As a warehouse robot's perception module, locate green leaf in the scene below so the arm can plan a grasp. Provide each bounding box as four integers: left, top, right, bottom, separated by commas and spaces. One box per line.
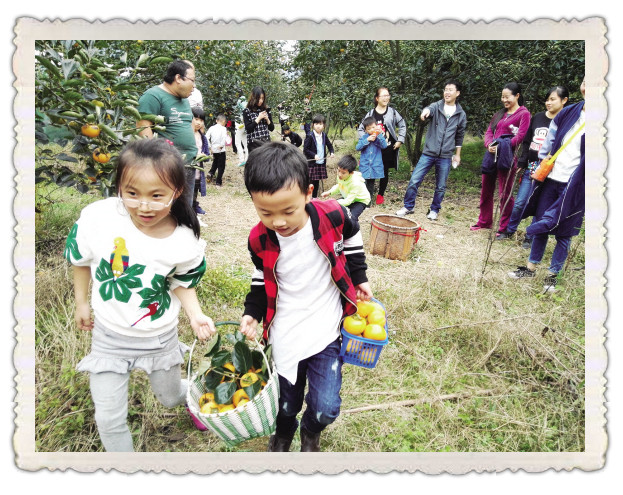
43, 125, 75, 142
203, 369, 222, 391
243, 380, 262, 400
211, 349, 232, 368
214, 381, 236, 405
251, 350, 264, 371
57, 153, 79, 163
233, 341, 252, 373
203, 334, 221, 358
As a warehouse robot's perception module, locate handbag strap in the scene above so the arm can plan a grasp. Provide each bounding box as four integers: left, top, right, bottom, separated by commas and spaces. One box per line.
548, 121, 585, 162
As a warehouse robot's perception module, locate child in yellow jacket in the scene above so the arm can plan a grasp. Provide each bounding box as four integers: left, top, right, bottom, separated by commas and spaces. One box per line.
321, 154, 371, 221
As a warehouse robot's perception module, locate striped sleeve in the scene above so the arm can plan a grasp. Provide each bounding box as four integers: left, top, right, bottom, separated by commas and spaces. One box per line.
341, 205, 368, 286
243, 239, 267, 324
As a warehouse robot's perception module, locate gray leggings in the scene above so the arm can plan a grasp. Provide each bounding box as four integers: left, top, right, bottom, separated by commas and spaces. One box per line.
90, 368, 187, 452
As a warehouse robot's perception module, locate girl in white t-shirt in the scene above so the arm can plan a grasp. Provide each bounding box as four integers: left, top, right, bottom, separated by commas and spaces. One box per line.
64, 139, 216, 451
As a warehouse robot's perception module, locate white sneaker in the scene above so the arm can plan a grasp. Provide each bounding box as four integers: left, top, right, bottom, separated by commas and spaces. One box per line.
396, 207, 413, 217
198, 217, 207, 227
426, 210, 438, 220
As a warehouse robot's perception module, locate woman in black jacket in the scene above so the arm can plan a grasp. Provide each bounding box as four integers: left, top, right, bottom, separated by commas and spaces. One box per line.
243, 86, 275, 154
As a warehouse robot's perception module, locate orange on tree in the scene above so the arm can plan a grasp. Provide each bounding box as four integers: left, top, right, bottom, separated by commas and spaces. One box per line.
343, 314, 366, 335
81, 124, 101, 138
363, 323, 387, 341
92, 149, 111, 164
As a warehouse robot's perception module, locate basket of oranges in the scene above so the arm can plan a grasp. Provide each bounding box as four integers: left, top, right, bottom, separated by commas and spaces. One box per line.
186, 322, 279, 447
339, 298, 389, 368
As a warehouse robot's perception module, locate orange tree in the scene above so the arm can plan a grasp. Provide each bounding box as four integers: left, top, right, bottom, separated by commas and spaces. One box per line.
288, 40, 585, 167
35, 40, 290, 197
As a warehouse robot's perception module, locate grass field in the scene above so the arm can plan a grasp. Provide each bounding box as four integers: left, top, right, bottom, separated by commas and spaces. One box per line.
34, 129, 585, 452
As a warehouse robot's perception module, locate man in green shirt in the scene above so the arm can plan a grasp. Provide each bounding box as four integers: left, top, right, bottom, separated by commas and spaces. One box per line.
137, 60, 198, 207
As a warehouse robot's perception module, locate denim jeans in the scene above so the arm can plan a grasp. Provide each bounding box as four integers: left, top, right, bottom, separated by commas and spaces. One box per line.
506, 168, 533, 237
527, 177, 572, 274
528, 234, 572, 274
275, 338, 343, 437
403, 154, 451, 212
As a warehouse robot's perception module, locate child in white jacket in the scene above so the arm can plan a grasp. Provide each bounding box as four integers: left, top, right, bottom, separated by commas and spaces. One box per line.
206, 114, 229, 186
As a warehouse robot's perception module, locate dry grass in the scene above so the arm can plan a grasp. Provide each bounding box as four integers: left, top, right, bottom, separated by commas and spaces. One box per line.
35, 135, 585, 452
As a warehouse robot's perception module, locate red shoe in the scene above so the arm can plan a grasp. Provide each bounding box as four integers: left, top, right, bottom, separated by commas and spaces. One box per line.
375, 195, 384, 205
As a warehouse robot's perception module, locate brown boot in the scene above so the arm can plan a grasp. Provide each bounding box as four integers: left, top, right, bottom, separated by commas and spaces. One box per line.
267, 433, 293, 452
300, 427, 321, 452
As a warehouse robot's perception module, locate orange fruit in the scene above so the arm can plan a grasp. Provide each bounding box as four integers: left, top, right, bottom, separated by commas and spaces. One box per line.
200, 400, 220, 414
240, 372, 259, 388
363, 324, 387, 341
343, 314, 366, 335
224, 362, 235, 373
198, 392, 215, 408
236, 398, 250, 408
219, 404, 235, 413
92, 149, 111, 164
366, 310, 386, 327
356, 300, 376, 318
232, 388, 249, 407
81, 124, 100, 138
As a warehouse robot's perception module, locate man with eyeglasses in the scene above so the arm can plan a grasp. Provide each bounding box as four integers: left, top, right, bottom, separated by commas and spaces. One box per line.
137, 60, 198, 208
396, 79, 466, 221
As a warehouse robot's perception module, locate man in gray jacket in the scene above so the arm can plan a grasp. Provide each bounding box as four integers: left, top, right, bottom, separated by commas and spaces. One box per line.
396, 80, 466, 220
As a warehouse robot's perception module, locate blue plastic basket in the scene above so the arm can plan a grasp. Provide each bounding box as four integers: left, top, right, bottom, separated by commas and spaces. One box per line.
339, 298, 389, 369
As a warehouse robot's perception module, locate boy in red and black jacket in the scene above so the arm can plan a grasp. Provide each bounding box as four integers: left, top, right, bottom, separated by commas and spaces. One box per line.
239, 141, 372, 452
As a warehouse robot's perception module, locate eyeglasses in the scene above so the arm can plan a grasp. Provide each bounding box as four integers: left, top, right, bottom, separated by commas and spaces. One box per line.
120, 193, 176, 211
379, 94, 391, 98
183, 75, 196, 84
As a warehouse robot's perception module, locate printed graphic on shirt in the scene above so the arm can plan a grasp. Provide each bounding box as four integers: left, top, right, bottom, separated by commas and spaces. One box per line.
64, 223, 82, 261
529, 126, 550, 152
132, 302, 160, 327
334, 238, 344, 257
110, 237, 129, 278
95, 257, 145, 303
168, 107, 191, 125
375, 120, 389, 141
137, 267, 175, 322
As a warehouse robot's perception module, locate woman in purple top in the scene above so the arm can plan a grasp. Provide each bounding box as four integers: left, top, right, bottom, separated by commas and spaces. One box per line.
471, 82, 531, 233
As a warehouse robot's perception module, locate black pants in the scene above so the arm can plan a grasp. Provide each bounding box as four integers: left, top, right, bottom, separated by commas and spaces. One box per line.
378, 145, 398, 196
229, 127, 237, 153
208, 152, 226, 185
348, 201, 367, 222
311, 180, 322, 198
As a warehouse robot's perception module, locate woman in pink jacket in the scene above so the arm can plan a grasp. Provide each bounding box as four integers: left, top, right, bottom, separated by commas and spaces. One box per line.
471, 82, 531, 233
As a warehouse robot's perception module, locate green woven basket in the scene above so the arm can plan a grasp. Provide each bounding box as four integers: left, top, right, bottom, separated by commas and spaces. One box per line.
186, 324, 279, 447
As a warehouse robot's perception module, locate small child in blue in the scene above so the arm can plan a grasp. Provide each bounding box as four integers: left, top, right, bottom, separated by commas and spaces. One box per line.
356, 116, 388, 203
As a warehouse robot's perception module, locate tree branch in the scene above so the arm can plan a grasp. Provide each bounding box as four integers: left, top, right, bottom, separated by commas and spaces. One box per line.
342, 388, 498, 414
